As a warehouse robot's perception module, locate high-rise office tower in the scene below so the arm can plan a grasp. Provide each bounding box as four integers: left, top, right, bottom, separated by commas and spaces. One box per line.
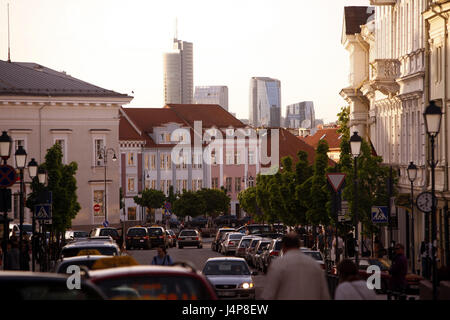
249, 77, 281, 127
285, 101, 315, 129
194, 86, 229, 110
163, 38, 193, 104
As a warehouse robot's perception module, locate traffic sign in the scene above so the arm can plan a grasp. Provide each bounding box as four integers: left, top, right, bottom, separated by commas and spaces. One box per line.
94, 204, 101, 212
326, 173, 346, 193
34, 204, 52, 220
103, 220, 109, 227
0, 165, 17, 188
371, 206, 389, 224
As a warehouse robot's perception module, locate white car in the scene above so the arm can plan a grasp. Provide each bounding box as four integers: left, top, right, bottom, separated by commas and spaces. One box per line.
220, 232, 245, 255
202, 257, 257, 300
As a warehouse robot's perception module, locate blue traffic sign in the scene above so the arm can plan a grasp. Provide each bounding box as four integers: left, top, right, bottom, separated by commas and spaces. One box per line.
371, 206, 388, 224
103, 220, 109, 227
34, 204, 52, 220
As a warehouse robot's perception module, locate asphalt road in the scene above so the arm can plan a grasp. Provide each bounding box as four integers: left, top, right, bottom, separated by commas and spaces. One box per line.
127, 237, 267, 300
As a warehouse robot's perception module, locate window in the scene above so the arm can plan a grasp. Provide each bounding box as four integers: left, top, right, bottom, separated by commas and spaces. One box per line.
212, 178, 219, 189
235, 150, 242, 165
192, 180, 197, 191
95, 139, 104, 166
160, 180, 166, 192
198, 180, 202, 189
226, 177, 232, 193
127, 207, 136, 221
151, 155, 156, 170
145, 154, 150, 170
235, 177, 241, 192
226, 150, 234, 165
128, 178, 135, 193
160, 154, 165, 169
151, 180, 156, 190
93, 190, 104, 217
55, 139, 66, 164
176, 180, 182, 192
211, 151, 217, 165
145, 180, 150, 189
165, 133, 171, 143
197, 155, 203, 168
167, 154, 172, 169
182, 180, 187, 191
249, 150, 256, 165
128, 153, 135, 166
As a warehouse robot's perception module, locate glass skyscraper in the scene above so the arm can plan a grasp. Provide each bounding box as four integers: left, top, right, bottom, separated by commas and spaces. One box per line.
194, 86, 229, 110
249, 77, 281, 127
285, 101, 315, 129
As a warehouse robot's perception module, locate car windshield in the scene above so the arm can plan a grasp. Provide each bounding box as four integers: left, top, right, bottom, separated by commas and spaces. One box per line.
100, 229, 119, 237
128, 229, 146, 236
148, 228, 163, 236
303, 251, 323, 261
93, 276, 211, 300
74, 231, 89, 238
62, 246, 118, 258
180, 231, 197, 237
203, 261, 250, 276
239, 239, 252, 248
229, 234, 244, 240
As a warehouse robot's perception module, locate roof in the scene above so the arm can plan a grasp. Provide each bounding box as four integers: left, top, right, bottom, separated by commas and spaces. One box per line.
343, 6, 374, 35
0, 60, 131, 98
301, 127, 342, 150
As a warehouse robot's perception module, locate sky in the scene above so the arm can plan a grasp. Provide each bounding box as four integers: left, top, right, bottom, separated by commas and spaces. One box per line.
0, 0, 370, 123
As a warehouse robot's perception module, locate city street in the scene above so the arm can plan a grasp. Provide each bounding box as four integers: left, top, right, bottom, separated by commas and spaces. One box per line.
127, 237, 266, 300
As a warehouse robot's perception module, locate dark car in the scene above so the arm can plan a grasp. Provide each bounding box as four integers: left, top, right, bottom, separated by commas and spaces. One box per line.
147, 226, 168, 249
0, 272, 105, 300
236, 224, 272, 235
126, 227, 150, 250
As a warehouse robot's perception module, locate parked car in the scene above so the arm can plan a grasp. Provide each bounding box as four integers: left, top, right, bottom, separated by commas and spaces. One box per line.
217, 231, 233, 253
89, 265, 217, 300
178, 229, 202, 249
126, 227, 150, 250
0, 272, 105, 300
89, 227, 122, 247
252, 239, 272, 270
147, 226, 168, 249
280, 248, 326, 271
220, 232, 245, 255
211, 227, 235, 252
167, 229, 177, 247
260, 238, 283, 273
236, 224, 271, 235
245, 237, 262, 266
202, 257, 257, 300
55, 255, 110, 273
235, 236, 256, 258
60, 238, 121, 258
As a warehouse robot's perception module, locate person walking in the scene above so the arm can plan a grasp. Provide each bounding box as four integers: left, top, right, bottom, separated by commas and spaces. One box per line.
20, 238, 31, 271
4, 241, 20, 270
389, 243, 408, 293
151, 246, 173, 266
334, 259, 377, 300
261, 233, 330, 300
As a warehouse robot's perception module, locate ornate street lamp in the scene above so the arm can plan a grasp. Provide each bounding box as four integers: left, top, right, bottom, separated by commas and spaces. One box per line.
0, 131, 12, 163
27, 158, 39, 272
407, 161, 418, 274
37, 167, 47, 185
424, 100, 442, 301
14, 145, 27, 267
28, 158, 38, 179
350, 132, 362, 266
97, 147, 117, 225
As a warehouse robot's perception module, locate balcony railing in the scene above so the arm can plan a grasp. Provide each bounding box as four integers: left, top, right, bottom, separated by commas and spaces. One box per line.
370, 59, 400, 82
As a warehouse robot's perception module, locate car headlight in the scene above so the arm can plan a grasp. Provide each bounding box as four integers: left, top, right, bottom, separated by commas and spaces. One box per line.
239, 282, 254, 289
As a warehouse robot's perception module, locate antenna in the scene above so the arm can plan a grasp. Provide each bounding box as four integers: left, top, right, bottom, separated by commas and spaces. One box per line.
174, 17, 178, 40
7, 3, 11, 62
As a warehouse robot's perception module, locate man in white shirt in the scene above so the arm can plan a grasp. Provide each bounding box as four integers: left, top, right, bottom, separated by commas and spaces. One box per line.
261, 233, 330, 300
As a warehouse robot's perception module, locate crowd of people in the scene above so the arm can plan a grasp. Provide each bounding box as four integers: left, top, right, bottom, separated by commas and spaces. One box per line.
0, 234, 31, 271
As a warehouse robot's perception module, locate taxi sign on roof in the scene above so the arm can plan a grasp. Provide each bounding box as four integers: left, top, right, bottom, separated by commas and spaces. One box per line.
91, 256, 139, 270
77, 249, 102, 256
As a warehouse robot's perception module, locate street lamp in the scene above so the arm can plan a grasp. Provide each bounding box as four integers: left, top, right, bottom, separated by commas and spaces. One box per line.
97, 147, 117, 225
424, 100, 442, 301
15, 145, 27, 269
350, 131, 362, 266
0, 131, 12, 164
28, 158, 38, 179
37, 167, 47, 185
0, 131, 12, 269
407, 161, 418, 274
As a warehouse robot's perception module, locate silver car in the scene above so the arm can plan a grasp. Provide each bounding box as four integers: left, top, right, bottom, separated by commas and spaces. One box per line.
220, 232, 245, 255
202, 257, 257, 300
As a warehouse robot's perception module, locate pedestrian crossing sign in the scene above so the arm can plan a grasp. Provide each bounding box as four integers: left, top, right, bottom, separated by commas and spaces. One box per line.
371, 206, 388, 224
34, 204, 52, 220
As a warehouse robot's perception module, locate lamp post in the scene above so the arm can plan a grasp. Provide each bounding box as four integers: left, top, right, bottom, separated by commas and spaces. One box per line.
423, 100, 442, 301
14, 145, 27, 269
350, 131, 362, 266
407, 161, 418, 274
97, 147, 117, 224
0, 131, 12, 267
27, 158, 38, 272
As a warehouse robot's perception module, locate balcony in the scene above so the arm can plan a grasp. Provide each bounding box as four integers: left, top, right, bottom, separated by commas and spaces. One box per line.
369, 59, 400, 95
369, 0, 396, 5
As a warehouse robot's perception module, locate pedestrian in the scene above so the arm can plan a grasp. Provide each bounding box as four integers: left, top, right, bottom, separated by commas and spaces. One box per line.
334, 259, 377, 300
20, 238, 30, 271
4, 241, 20, 270
331, 235, 344, 264
261, 232, 330, 300
419, 241, 432, 279
151, 245, 173, 266
389, 243, 408, 293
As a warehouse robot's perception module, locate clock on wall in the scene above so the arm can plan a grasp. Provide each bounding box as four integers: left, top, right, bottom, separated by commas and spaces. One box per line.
416, 192, 436, 213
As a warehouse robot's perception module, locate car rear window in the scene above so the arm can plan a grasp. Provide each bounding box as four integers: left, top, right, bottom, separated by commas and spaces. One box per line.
180, 230, 197, 237
74, 231, 89, 238
250, 240, 260, 248
62, 246, 118, 258
274, 241, 282, 251
239, 239, 252, 248
93, 276, 212, 300
203, 261, 250, 276
148, 228, 163, 236
230, 234, 244, 240
127, 228, 147, 236
248, 225, 271, 234
100, 229, 119, 237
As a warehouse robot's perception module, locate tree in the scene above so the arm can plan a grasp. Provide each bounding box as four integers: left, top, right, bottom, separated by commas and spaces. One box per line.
197, 188, 230, 218
294, 151, 313, 225
172, 191, 206, 220
238, 187, 258, 216
134, 188, 166, 222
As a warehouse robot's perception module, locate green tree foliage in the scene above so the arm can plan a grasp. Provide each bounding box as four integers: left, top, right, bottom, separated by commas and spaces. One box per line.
197, 188, 230, 218
238, 187, 258, 216
134, 188, 166, 215
172, 190, 206, 219
26, 143, 81, 233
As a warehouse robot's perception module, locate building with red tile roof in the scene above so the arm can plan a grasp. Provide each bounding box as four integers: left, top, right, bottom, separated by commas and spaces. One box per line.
300, 126, 342, 163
